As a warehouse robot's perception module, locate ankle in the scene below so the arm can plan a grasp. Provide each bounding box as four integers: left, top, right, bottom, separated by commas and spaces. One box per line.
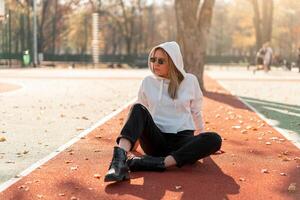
118, 138, 131, 152
164, 155, 177, 168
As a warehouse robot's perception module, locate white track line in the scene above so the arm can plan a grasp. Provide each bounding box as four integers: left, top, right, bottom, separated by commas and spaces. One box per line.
210, 77, 300, 149
0, 98, 137, 193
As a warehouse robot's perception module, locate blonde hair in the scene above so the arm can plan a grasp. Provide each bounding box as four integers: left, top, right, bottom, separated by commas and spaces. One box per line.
153, 48, 184, 99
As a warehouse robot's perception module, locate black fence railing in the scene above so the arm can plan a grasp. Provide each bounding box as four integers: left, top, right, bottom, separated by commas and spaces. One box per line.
1, 53, 297, 68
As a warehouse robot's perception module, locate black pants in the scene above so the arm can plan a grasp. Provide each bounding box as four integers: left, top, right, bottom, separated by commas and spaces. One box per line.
116, 103, 222, 167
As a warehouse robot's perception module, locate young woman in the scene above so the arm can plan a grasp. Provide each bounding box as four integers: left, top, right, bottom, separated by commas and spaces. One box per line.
104, 41, 222, 182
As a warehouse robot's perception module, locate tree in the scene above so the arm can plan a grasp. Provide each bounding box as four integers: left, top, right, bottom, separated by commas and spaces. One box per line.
175, 0, 215, 91
249, 0, 273, 50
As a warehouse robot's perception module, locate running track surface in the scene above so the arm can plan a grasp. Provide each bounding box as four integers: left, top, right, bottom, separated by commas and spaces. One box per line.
1, 76, 299, 200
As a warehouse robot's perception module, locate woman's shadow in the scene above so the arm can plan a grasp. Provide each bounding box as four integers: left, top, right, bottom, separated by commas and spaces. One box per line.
105, 156, 240, 200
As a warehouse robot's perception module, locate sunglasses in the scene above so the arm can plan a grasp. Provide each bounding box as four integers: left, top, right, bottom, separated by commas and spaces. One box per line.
150, 57, 166, 65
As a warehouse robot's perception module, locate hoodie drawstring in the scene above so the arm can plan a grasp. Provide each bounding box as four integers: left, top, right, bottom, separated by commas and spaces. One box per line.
158, 79, 164, 104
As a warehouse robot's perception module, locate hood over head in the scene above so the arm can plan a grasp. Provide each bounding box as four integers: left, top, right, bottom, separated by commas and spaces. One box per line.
148, 41, 186, 78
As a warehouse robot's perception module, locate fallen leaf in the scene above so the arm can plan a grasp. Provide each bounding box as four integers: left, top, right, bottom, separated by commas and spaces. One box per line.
23, 150, 29, 154
265, 142, 271, 145
18, 185, 29, 191
0, 135, 6, 142
288, 183, 296, 192
94, 174, 101, 179
175, 185, 182, 190
282, 151, 289, 155
70, 166, 78, 171
82, 116, 89, 120
239, 178, 246, 182
18, 185, 25, 189
259, 132, 265, 136
214, 150, 225, 154
232, 125, 241, 130
282, 157, 291, 162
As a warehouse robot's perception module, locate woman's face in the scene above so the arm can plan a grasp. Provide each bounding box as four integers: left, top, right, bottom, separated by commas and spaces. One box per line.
151, 49, 169, 78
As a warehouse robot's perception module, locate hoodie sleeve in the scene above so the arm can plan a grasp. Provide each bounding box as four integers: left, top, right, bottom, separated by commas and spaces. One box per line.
190, 76, 204, 132
137, 79, 148, 108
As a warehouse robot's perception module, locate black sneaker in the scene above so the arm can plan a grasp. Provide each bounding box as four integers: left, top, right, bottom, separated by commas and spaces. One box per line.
104, 147, 130, 182
127, 155, 166, 172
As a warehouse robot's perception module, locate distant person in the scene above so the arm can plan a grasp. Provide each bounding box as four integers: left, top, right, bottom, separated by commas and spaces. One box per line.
104, 41, 222, 182
254, 46, 266, 72
254, 42, 273, 73
263, 42, 273, 72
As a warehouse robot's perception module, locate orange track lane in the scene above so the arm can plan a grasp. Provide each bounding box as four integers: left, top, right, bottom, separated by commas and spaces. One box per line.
1, 76, 299, 200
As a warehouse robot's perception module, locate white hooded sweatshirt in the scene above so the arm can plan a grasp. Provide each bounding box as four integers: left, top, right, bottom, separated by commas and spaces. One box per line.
137, 41, 204, 134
